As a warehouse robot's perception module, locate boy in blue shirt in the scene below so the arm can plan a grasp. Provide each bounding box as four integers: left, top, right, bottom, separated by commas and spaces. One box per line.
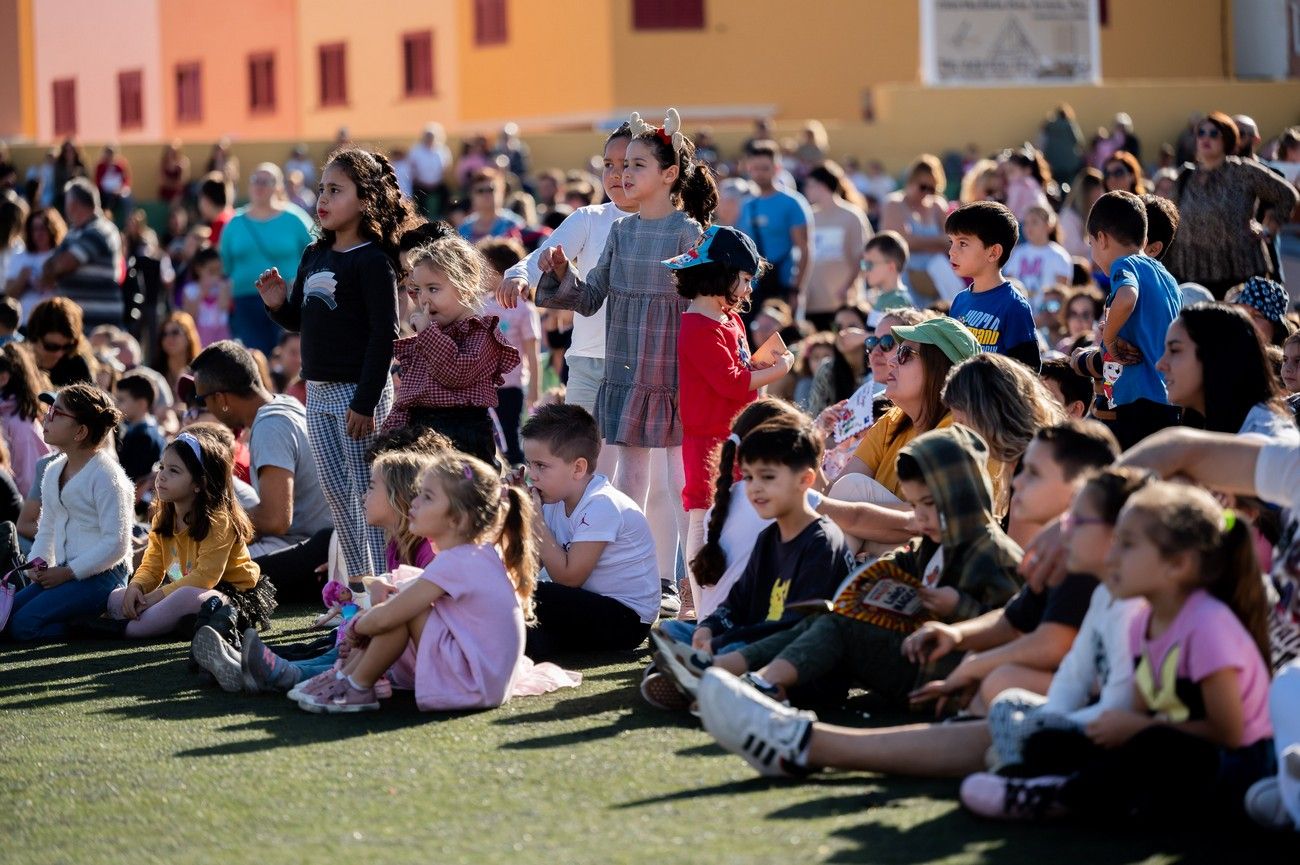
1086, 190, 1182, 449
945, 202, 1040, 372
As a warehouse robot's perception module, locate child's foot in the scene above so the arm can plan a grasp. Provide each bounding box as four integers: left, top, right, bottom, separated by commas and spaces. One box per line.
287, 670, 340, 703
739, 671, 787, 704
696, 668, 816, 778
675, 578, 696, 622
241, 628, 303, 693
959, 773, 1069, 821
639, 664, 692, 711
298, 677, 379, 713
192, 626, 245, 693
1244, 778, 1293, 829
649, 628, 712, 698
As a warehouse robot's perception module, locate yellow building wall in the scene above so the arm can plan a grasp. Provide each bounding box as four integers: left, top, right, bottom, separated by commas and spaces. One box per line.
16, 0, 36, 139
0, 0, 26, 138
1100, 0, 1228, 80
160, 0, 301, 142
295, 0, 460, 141
455, 0, 616, 128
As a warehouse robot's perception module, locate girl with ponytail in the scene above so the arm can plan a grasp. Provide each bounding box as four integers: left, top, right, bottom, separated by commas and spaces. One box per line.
537, 109, 716, 618
257, 148, 420, 590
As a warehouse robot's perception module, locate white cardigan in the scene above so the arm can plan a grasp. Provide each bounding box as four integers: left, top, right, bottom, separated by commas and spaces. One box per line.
32, 448, 133, 579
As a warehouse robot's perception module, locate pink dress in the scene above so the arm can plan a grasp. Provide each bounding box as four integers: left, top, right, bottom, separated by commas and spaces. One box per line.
386, 543, 525, 711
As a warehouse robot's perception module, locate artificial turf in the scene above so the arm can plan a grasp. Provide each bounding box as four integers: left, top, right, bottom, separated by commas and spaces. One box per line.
1, 607, 1296, 865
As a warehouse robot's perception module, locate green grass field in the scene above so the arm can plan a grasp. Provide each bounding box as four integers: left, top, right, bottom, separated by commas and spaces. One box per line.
2, 606, 1296, 865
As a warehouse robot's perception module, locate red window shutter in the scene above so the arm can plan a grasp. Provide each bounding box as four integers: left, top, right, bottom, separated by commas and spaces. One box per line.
176, 63, 202, 123
319, 43, 347, 106
633, 0, 704, 30
118, 70, 143, 130
249, 53, 276, 112
52, 79, 76, 136
402, 31, 434, 96
474, 0, 508, 45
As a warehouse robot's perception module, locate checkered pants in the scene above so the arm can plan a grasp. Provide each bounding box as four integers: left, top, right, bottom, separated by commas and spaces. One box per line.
306, 379, 392, 580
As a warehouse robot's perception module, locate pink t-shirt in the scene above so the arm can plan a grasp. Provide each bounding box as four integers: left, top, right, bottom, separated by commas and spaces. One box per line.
481, 296, 541, 391
406, 543, 526, 711
384, 537, 436, 573
1129, 589, 1272, 747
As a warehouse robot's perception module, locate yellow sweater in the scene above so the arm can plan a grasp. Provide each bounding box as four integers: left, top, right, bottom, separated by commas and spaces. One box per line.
130, 510, 260, 596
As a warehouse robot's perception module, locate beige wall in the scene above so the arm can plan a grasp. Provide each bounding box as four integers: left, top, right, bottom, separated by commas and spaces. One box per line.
1101, 0, 1228, 80
159, 0, 300, 142
31, 0, 164, 143
295, 0, 459, 141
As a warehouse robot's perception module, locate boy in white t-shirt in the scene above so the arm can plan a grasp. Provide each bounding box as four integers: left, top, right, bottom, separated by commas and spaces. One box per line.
522, 403, 659, 658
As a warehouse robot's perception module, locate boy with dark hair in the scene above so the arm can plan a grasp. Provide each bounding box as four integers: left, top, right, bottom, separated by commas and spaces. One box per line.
1140, 193, 1179, 260
945, 201, 1039, 371
657, 425, 1015, 709
863, 230, 915, 311
197, 172, 234, 245
1039, 357, 1092, 418
522, 403, 660, 657
113, 372, 165, 484
1084, 190, 1182, 449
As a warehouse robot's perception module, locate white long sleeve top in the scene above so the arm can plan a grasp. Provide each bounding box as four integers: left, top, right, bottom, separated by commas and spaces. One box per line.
32, 448, 133, 579
1043, 583, 1143, 724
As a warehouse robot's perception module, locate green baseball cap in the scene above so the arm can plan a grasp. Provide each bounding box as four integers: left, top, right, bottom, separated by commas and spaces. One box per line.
889, 316, 981, 364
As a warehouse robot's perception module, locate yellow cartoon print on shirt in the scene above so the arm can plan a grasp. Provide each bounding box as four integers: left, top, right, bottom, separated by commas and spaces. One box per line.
767, 578, 791, 621
1134, 645, 1189, 723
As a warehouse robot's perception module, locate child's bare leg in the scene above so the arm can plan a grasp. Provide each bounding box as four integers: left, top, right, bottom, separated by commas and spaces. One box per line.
614, 445, 652, 508
756, 658, 801, 689
806, 720, 991, 778
350, 610, 430, 689
978, 663, 1054, 711
712, 651, 749, 675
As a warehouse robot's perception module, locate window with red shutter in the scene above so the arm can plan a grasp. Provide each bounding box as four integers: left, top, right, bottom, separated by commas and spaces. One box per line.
249, 53, 276, 112
633, 0, 704, 30
176, 62, 202, 123
118, 70, 143, 130
52, 79, 76, 136
474, 0, 508, 45
319, 43, 347, 106
402, 31, 434, 96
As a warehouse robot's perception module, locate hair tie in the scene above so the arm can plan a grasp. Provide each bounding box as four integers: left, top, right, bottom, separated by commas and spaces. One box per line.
174, 432, 203, 464
1221, 509, 1237, 533
727, 433, 741, 447
463, 464, 475, 481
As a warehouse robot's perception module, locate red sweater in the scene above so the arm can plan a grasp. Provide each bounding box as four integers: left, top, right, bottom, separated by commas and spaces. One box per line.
678, 310, 755, 437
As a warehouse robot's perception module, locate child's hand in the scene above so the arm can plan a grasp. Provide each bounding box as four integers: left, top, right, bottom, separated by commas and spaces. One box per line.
908, 668, 979, 717
345, 409, 374, 440
1019, 517, 1067, 591
773, 351, 795, 376
690, 626, 714, 653
119, 583, 146, 620
31, 565, 75, 589
367, 579, 398, 605
409, 304, 430, 333
497, 276, 532, 309
538, 246, 569, 281
918, 585, 959, 618
1085, 709, 1153, 749
255, 267, 289, 310
902, 621, 961, 664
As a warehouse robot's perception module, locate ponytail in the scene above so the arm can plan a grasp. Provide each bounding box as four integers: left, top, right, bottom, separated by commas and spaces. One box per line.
1207, 511, 1272, 667
498, 484, 538, 624
679, 160, 719, 227
689, 398, 807, 587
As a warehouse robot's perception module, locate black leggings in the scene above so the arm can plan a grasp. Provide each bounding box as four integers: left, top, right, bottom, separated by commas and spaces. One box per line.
497, 386, 525, 467
408, 405, 499, 467
252, 528, 332, 604
525, 582, 651, 660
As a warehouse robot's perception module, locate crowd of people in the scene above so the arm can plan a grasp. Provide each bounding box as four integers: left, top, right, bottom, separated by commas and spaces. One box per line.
1, 101, 1299, 834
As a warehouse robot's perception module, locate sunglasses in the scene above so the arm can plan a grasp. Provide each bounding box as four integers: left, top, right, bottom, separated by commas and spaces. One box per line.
1039, 299, 1063, 315
1104, 166, 1131, 178
40, 338, 73, 354
162, 328, 185, 338
191, 389, 226, 409
895, 343, 918, 366
865, 334, 896, 352
916, 184, 936, 194
472, 186, 495, 195
1196, 126, 1221, 139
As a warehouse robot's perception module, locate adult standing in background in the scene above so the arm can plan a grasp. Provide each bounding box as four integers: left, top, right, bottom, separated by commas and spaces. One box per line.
881, 155, 950, 305
1163, 112, 1298, 298
39, 179, 123, 330
157, 141, 190, 206
737, 140, 812, 316
409, 123, 452, 217
219, 163, 313, 356
802, 162, 871, 331
93, 145, 132, 220
1039, 104, 1084, 185
283, 144, 316, 189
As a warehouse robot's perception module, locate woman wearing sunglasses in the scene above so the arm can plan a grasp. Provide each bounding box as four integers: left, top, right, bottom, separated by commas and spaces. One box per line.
880, 155, 950, 304
26, 297, 93, 387
456, 167, 524, 244
1162, 111, 1298, 299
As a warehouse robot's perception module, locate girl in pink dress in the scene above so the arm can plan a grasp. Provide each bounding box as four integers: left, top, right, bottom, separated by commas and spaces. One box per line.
295, 451, 537, 713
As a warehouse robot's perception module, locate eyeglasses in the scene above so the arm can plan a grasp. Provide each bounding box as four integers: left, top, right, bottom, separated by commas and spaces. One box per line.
1060, 511, 1109, 533
1104, 166, 1131, 178
40, 337, 73, 354
916, 184, 936, 194
895, 343, 918, 366
1067, 309, 1094, 321
45, 405, 77, 423
1039, 299, 1063, 315
865, 334, 896, 353
1196, 126, 1221, 139
162, 328, 185, 338
472, 186, 495, 195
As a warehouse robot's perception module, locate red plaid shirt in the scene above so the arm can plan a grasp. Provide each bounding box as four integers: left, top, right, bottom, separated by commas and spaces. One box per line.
383, 315, 521, 431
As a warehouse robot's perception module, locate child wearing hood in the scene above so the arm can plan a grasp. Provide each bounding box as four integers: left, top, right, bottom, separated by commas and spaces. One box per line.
654, 423, 1023, 706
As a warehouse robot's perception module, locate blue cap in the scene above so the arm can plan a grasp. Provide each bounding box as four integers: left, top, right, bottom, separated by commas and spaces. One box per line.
662, 225, 761, 273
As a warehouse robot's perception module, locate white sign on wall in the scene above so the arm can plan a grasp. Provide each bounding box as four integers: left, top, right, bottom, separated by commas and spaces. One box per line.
920, 0, 1101, 86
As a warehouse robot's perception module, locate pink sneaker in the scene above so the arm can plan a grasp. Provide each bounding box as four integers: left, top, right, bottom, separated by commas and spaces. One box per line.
288, 671, 340, 703
322, 681, 380, 713
960, 772, 1069, 821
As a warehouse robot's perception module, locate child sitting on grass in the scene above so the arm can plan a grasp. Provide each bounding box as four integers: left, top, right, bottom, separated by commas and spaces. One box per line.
294, 453, 536, 713
656, 425, 1021, 709
522, 403, 659, 658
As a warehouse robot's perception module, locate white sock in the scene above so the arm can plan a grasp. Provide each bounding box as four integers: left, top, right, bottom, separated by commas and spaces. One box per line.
346, 675, 366, 690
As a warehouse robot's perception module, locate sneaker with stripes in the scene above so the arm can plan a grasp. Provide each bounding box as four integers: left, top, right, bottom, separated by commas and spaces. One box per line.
696, 668, 816, 778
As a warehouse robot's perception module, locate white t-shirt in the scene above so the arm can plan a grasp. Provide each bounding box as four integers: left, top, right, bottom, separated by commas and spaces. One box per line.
504, 202, 629, 360
1240, 403, 1300, 444
696, 481, 824, 621
541, 474, 660, 623
1004, 241, 1073, 305
407, 142, 452, 186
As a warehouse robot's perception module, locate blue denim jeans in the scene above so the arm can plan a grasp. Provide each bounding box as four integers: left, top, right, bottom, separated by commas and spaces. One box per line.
291, 646, 339, 679
657, 619, 745, 654
5, 562, 129, 641
231, 294, 285, 357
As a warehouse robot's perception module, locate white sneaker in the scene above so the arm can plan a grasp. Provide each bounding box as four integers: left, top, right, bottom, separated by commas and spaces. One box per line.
192, 626, 244, 693
1245, 778, 1293, 829
696, 667, 816, 778
649, 628, 712, 698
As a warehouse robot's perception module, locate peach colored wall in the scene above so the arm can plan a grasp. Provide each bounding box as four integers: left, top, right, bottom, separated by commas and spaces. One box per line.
159, 0, 300, 142
1101, 0, 1227, 80
0, 0, 25, 137
295, 0, 459, 141
31, 0, 163, 143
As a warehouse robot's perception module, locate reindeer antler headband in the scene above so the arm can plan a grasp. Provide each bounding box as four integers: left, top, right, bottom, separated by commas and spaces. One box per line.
628, 108, 685, 153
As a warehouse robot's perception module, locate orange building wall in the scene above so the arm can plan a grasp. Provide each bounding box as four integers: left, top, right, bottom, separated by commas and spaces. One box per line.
1100, 0, 1228, 80
0, 0, 27, 138
295, 0, 460, 141
159, 0, 301, 142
